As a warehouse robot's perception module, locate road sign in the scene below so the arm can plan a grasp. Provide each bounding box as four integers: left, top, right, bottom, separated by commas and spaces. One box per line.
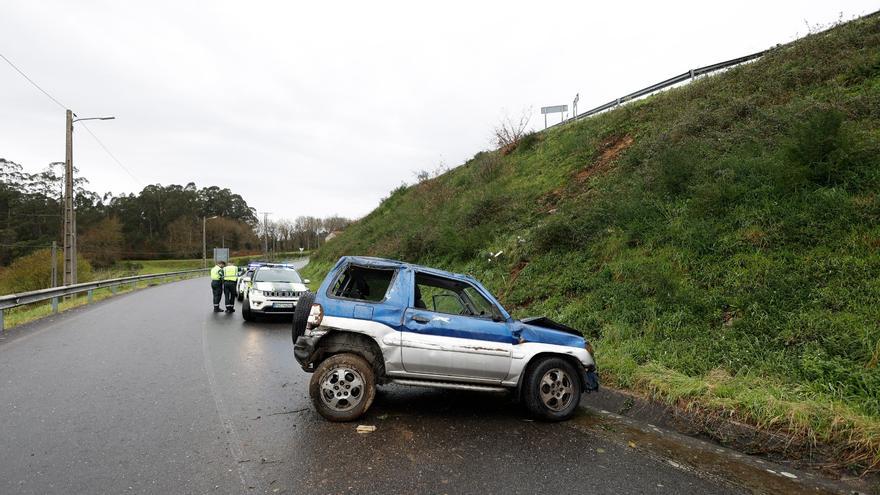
213, 248, 229, 262
540, 105, 568, 114
541, 104, 569, 128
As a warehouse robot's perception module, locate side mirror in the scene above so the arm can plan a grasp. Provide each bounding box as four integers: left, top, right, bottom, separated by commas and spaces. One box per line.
303, 279, 311, 285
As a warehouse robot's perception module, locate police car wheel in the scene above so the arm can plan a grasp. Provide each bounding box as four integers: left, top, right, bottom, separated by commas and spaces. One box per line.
309, 353, 376, 422
523, 356, 581, 421
242, 298, 254, 322
292, 291, 315, 344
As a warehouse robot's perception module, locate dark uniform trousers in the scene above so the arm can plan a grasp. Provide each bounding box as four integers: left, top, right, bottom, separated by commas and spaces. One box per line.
211, 280, 223, 307
223, 281, 236, 308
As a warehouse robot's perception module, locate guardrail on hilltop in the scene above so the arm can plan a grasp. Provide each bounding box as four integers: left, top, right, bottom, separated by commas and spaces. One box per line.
0, 268, 208, 331
548, 49, 768, 130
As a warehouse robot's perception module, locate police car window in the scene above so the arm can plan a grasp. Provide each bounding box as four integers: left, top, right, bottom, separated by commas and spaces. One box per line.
331, 265, 394, 302
254, 268, 302, 283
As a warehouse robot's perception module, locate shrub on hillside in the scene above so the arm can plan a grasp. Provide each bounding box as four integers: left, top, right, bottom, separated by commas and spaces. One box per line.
0, 248, 92, 294
785, 108, 851, 186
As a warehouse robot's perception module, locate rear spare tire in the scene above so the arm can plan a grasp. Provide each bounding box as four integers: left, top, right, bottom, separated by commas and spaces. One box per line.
292, 291, 315, 344
309, 353, 376, 422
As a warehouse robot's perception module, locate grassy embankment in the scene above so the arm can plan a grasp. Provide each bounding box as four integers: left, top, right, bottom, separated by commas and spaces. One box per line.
303, 16, 880, 471
0, 251, 310, 330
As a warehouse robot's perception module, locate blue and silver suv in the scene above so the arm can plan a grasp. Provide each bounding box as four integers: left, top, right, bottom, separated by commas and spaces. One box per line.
292, 256, 598, 422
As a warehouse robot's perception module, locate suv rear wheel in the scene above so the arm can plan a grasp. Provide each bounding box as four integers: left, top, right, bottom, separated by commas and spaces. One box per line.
309, 353, 376, 422
523, 356, 582, 421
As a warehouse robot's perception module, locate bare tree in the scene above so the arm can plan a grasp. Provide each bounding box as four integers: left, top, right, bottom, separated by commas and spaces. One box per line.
493, 108, 532, 155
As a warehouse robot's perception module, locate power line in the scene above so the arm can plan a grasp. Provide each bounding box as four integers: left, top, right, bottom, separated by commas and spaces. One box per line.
0, 50, 140, 186
79, 122, 141, 185
0, 51, 68, 110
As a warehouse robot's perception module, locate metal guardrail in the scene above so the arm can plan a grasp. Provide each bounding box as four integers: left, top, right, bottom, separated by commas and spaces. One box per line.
548, 49, 768, 129
0, 268, 208, 331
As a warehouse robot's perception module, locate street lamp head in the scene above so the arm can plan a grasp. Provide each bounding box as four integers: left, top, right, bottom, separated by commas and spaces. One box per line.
72, 115, 116, 123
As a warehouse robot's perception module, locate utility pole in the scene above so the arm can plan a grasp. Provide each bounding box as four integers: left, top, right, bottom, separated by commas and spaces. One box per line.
63, 110, 76, 286
51, 241, 58, 287
61, 110, 114, 286
202, 216, 207, 268
261, 212, 272, 259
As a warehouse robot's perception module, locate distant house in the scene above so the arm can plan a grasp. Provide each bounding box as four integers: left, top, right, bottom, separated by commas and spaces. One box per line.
325, 231, 344, 241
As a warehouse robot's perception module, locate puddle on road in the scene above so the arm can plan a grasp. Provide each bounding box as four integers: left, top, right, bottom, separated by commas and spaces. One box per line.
570, 410, 851, 495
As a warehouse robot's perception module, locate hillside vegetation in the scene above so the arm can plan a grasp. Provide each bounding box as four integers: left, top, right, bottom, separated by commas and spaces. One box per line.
305, 15, 880, 470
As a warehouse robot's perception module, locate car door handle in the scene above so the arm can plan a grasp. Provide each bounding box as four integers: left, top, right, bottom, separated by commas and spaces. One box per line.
412, 315, 430, 324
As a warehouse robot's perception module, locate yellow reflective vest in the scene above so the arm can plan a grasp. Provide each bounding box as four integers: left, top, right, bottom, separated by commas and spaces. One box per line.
223, 265, 238, 282
210, 265, 223, 281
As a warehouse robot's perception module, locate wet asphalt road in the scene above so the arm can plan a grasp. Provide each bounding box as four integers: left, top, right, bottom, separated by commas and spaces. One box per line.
0, 272, 744, 495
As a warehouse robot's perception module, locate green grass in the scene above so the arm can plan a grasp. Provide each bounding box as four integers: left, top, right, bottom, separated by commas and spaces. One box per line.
305, 15, 880, 471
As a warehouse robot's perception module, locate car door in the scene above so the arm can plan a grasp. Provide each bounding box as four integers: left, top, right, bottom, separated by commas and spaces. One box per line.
401, 273, 514, 381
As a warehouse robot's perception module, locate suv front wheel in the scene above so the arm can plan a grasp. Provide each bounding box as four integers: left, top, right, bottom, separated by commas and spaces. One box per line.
523, 356, 582, 421
309, 353, 376, 422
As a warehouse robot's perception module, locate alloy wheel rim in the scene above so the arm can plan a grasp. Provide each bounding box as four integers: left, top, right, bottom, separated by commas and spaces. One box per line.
319, 366, 365, 412
539, 368, 574, 412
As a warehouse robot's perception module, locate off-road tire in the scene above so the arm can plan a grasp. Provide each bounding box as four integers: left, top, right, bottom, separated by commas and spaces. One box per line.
309, 353, 376, 422
292, 291, 315, 344
242, 298, 254, 322
523, 356, 582, 421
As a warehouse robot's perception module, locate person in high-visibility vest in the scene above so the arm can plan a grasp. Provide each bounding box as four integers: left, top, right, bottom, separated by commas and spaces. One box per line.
222, 263, 239, 313
210, 261, 226, 312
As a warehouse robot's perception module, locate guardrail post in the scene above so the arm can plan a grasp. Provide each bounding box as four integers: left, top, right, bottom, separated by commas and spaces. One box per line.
111, 284, 117, 294
689, 68, 695, 80
87, 290, 93, 303
52, 296, 59, 314
0, 309, 4, 332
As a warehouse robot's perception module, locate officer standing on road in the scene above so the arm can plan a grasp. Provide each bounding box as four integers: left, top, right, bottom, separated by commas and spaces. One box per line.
210, 260, 226, 312
222, 262, 239, 313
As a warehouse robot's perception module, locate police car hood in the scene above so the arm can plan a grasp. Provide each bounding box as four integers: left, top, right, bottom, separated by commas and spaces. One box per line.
253, 281, 308, 292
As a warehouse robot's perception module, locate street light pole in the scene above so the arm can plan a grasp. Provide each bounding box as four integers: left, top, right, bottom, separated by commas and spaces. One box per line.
62, 111, 115, 286
203, 215, 219, 268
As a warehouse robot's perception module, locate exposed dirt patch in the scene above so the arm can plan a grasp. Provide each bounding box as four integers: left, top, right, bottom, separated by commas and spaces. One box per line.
539, 134, 634, 212
499, 260, 530, 302
575, 134, 634, 183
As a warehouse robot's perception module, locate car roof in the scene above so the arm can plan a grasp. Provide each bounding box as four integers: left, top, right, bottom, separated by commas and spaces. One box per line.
256, 264, 299, 270
341, 256, 477, 284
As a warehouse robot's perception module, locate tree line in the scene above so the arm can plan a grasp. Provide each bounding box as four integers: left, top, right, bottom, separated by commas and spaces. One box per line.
0, 158, 351, 268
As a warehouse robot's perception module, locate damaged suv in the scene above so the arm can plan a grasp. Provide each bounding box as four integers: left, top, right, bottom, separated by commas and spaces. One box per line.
292, 256, 598, 422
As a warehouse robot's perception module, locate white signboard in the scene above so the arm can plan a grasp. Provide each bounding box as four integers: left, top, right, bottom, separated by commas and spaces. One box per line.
213, 248, 229, 262
541, 105, 568, 114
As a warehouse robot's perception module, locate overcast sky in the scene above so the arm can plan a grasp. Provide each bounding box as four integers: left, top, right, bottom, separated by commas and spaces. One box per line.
1, 1, 877, 220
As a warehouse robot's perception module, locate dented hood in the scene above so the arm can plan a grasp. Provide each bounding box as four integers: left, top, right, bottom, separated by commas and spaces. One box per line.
512, 317, 586, 347
520, 316, 582, 337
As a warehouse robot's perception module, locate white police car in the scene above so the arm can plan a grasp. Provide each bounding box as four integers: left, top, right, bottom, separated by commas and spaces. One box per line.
241, 264, 310, 321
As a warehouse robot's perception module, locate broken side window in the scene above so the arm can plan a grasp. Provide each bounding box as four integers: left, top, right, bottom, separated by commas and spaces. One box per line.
330, 265, 395, 302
